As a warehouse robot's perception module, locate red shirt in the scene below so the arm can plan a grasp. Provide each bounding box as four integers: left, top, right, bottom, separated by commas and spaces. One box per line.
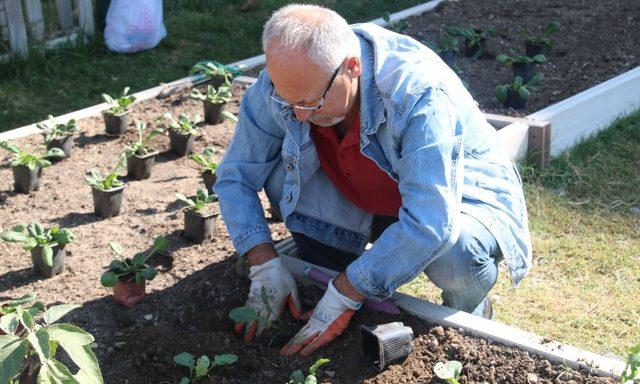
311, 113, 402, 217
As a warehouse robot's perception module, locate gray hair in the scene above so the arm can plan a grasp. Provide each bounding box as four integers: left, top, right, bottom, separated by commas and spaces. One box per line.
262, 4, 361, 75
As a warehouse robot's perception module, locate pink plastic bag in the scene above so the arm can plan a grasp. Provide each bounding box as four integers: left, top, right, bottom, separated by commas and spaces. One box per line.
104, 0, 167, 53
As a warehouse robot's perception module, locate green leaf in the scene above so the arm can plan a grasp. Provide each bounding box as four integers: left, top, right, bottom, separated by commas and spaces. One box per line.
174, 352, 196, 370
532, 54, 546, 63
20, 308, 36, 331
108, 242, 123, 256
0, 313, 19, 334
42, 245, 54, 267
194, 355, 210, 378
38, 357, 78, 383
0, 335, 29, 384
495, 54, 509, 64
108, 260, 124, 271
1, 231, 28, 242
434, 360, 463, 380
63, 345, 103, 384
179, 378, 191, 384
518, 86, 531, 100
213, 354, 237, 366
131, 252, 147, 266
28, 327, 51, 363
43, 305, 80, 326
100, 272, 119, 287
309, 358, 330, 375
153, 236, 168, 252
139, 268, 156, 281
304, 376, 318, 384
47, 324, 94, 346
228, 306, 258, 324
289, 370, 305, 384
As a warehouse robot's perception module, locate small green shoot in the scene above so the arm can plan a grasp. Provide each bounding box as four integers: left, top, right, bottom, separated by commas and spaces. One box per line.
190, 147, 218, 174
445, 26, 496, 59
102, 87, 136, 115
434, 360, 463, 384
424, 36, 460, 54
522, 21, 560, 50
85, 153, 127, 191
228, 286, 282, 346
496, 49, 546, 66
174, 352, 238, 384
175, 188, 217, 213
190, 84, 233, 105
495, 74, 543, 104
621, 344, 640, 382
288, 358, 330, 384
124, 122, 164, 157
189, 60, 242, 82
36, 115, 78, 143
0, 293, 45, 335
1, 222, 75, 267
161, 113, 202, 135
100, 236, 168, 287
0, 141, 64, 169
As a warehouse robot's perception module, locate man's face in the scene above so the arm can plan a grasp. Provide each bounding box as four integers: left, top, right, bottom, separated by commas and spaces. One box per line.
266, 47, 359, 126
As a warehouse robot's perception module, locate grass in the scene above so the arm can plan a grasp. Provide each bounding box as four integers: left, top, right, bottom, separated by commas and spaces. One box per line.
399, 111, 640, 358
0, 0, 425, 133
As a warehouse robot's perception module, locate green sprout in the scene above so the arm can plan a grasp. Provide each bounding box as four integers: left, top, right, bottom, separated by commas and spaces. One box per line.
495, 74, 543, 105
228, 286, 282, 347
288, 358, 330, 384
100, 236, 168, 287
434, 360, 463, 384
175, 188, 217, 213
102, 87, 136, 115
36, 115, 78, 144
85, 153, 127, 191
1, 223, 75, 267
174, 352, 238, 384
0, 141, 64, 169
161, 113, 202, 135
522, 21, 560, 50
124, 122, 164, 158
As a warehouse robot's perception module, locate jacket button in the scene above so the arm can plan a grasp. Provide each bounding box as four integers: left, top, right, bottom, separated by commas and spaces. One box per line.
286, 163, 294, 171
285, 194, 292, 202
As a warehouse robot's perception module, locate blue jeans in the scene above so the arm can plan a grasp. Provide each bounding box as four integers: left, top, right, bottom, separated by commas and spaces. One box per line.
292, 213, 502, 317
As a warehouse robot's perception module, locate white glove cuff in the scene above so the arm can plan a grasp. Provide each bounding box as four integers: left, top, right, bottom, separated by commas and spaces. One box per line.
327, 279, 363, 311
248, 256, 283, 279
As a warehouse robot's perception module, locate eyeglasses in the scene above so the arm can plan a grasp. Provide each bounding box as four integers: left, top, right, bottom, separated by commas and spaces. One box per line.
269, 63, 342, 111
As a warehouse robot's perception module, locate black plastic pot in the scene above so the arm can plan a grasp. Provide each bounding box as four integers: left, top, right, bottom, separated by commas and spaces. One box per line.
504, 90, 528, 110
30, 245, 66, 278
361, 322, 414, 372
202, 170, 217, 193
47, 135, 74, 159
183, 209, 218, 243
127, 151, 158, 180
525, 41, 546, 57
169, 130, 195, 157
12, 165, 42, 193
439, 50, 456, 67
103, 111, 130, 135
203, 101, 227, 124
463, 38, 486, 58
91, 185, 126, 218
512, 62, 536, 83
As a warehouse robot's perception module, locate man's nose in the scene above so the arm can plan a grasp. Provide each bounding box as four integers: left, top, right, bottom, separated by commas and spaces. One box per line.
293, 107, 314, 122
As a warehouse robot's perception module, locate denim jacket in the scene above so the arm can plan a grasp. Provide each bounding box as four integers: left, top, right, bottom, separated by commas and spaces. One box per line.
215, 23, 532, 301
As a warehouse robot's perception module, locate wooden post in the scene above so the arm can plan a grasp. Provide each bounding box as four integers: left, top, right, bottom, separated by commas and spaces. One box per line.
22, 0, 44, 41
55, 0, 73, 31
75, 0, 94, 37
527, 122, 551, 167
5, 0, 28, 58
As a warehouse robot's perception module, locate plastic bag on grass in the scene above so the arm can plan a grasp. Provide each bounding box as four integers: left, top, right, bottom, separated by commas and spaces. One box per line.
104, 0, 167, 53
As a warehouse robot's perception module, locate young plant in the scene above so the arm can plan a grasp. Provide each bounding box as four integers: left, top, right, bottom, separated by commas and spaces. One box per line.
124, 122, 164, 157
288, 358, 330, 384
228, 286, 282, 346
0, 303, 103, 384
496, 49, 546, 66
495, 74, 543, 106
173, 352, 238, 384
36, 115, 78, 144
85, 153, 127, 191
100, 236, 168, 287
425, 35, 460, 54
0, 141, 64, 169
102, 86, 136, 115
382, 11, 407, 33
522, 21, 560, 50
189, 61, 241, 83
162, 113, 202, 135
621, 344, 640, 382
190, 147, 218, 174
0, 293, 44, 334
433, 360, 463, 384
190, 84, 233, 105
445, 26, 496, 59
1, 222, 76, 267
175, 188, 217, 212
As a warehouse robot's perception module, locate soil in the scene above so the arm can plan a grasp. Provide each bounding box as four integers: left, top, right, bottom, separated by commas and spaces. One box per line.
1, 1, 634, 383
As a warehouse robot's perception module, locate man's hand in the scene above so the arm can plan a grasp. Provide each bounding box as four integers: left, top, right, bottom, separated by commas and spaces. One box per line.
281, 278, 362, 356
235, 256, 302, 341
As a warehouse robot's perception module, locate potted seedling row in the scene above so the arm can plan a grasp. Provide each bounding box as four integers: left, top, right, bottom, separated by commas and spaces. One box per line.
162, 113, 202, 156
85, 153, 127, 218
522, 21, 560, 57
102, 87, 136, 135
189, 60, 240, 89
175, 188, 219, 243
36, 115, 78, 159
445, 26, 496, 59
1, 222, 75, 278
495, 75, 543, 110
425, 36, 460, 67
100, 236, 168, 308
124, 122, 164, 180
190, 147, 218, 193
496, 49, 546, 83
173, 352, 238, 384
190, 83, 237, 125
0, 141, 64, 193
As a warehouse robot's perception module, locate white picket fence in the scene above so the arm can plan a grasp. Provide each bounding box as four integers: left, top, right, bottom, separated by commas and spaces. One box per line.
0, 0, 94, 59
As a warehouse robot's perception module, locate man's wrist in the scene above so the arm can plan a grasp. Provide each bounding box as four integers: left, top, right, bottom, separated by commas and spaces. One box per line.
333, 272, 366, 302
246, 243, 277, 266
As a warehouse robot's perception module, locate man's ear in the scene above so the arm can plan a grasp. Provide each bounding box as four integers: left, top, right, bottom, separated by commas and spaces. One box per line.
345, 56, 362, 78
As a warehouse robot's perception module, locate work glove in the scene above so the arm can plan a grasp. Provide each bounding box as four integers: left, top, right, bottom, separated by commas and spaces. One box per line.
235, 257, 302, 341
281, 279, 362, 356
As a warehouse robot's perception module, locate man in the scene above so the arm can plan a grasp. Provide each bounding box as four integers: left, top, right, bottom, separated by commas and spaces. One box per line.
215, 4, 532, 357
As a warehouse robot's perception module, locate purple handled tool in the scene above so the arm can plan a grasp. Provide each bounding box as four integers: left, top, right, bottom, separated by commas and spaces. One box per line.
303, 266, 401, 315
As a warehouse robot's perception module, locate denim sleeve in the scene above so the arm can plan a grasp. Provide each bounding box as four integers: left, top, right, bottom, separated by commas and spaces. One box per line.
214, 74, 285, 256
346, 89, 464, 300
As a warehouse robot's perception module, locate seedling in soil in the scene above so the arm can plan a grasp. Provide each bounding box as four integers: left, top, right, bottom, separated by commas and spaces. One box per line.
522, 21, 560, 56
176, 188, 217, 212
228, 286, 282, 347
382, 11, 407, 33
36, 115, 78, 158
176, 188, 219, 243
190, 147, 218, 192
0, 302, 103, 384
162, 113, 202, 156
0, 141, 64, 193
190, 84, 238, 124
100, 236, 168, 308
190, 60, 242, 87
85, 153, 127, 191
495, 74, 543, 110
85, 153, 128, 218
173, 352, 238, 384
424, 36, 460, 67
124, 122, 164, 180
288, 358, 330, 384
102, 87, 136, 135
433, 360, 463, 384
445, 26, 496, 59
496, 49, 546, 83
621, 344, 640, 382
1, 222, 75, 278
0, 293, 44, 335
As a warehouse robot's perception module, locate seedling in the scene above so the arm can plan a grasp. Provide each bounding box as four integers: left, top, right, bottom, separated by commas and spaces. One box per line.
522, 21, 560, 52
0, 303, 103, 384
288, 358, 330, 384
191, 147, 218, 173
102, 86, 136, 115
382, 11, 407, 33
445, 26, 496, 59
433, 360, 463, 384
621, 344, 640, 382
175, 188, 217, 213
189, 60, 241, 84
495, 74, 543, 109
100, 236, 168, 287
124, 122, 164, 158
425, 36, 460, 55
162, 113, 202, 136
85, 153, 127, 191
0, 293, 44, 335
173, 352, 238, 384
0, 141, 64, 169
1, 222, 75, 267
36, 115, 78, 144
229, 286, 282, 346
496, 50, 546, 66
191, 84, 233, 105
